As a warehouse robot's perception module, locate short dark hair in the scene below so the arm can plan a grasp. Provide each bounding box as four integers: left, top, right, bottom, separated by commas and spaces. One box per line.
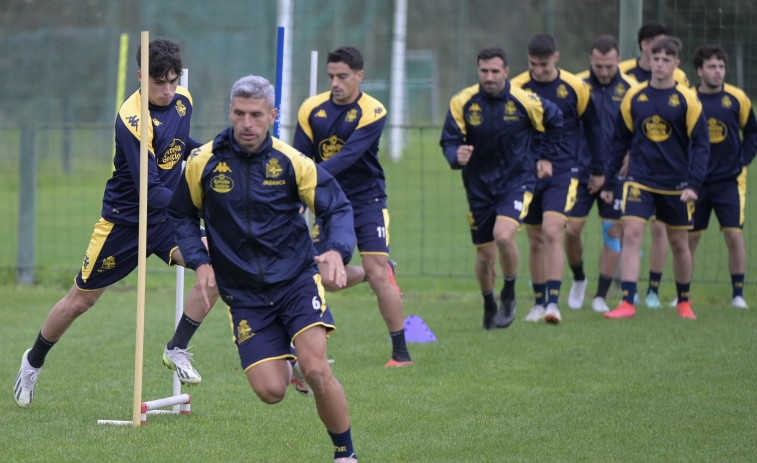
477, 48, 508, 66
637, 23, 668, 50
650, 36, 682, 57
136, 38, 183, 80
327, 46, 364, 71
693, 44, 728, 69
591, 35, 619, 55
528, 33, 557, 57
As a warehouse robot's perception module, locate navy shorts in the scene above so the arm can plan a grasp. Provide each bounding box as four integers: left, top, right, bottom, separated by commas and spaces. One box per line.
569, 181, 623, 222
622, 181, 694, 229
313, 200, 389, 258
229, 275, 336, 371
691, 173, 746, 233
75, 218, 177, 290
468, 187, 533, 246
522, 172, 578, 226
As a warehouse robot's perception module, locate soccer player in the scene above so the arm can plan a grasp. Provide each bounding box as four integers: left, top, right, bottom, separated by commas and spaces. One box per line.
619, 22, 690, 309
169, 75, 358, 463
602, 37, 709, 320
689, 44, 757, 308
293, 46, 411, 367
14, 39, 218, 409
440, 47, 563, 329
511, 33, 605, 323
573, 35, 637, 313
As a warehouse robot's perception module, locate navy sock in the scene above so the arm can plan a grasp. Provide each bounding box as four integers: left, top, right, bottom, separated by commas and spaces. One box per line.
483, 290, 496, 314
546, 280, 561, 305
647, 272, 662, 295
167, 313, 201, 350
595, 274, 613, 299
621, 281, 637, 305
732, 274, 745, 298
676, 281, 691, 303
501, 276, 516, 301
27, 331, 56, 369
570, 261, 586, 282
329, 427, 355, 459
389, 330, 411, 362
533, 283, 546, 306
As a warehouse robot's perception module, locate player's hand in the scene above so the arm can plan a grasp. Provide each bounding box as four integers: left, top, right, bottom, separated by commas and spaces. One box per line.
680, 188, 698, 203
315, 250, 347, 288
456, 145, 474, 166
536, 159, 553, 179
600, 190, 614, 204
619, 152, 630, 177
194, 263, 217, 310
588, 175, 605, 194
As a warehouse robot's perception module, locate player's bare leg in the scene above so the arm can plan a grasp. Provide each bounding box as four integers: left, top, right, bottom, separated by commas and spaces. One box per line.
475, 243, 498, 329
645, 219, 668, 308
525, 226, 547, 321
492, 217, 519, 327
541, 213, 567, 323
667, 227, 696, 319
363, 253, 412, 366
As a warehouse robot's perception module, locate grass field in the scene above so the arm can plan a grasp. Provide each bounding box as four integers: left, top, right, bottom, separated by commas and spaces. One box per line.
1, 125, 756, 461
2, 273, 755, 462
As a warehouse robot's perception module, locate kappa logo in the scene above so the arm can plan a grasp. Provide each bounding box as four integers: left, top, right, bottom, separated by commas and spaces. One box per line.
152, 118, 161, 127
213, 162, 232, 173
315, 109, 327, 118
98, 256, 116, 272
374, 107, 384, 116
237, 320, 254, 344
82, 255, 90, 271
126, 115, 139, 129
175, 99, 187, 117
637, 93, 649, 103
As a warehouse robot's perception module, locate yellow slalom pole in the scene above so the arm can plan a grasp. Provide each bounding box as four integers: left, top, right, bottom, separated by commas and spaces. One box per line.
133, 30, 149, 427
113, 33, 129, 161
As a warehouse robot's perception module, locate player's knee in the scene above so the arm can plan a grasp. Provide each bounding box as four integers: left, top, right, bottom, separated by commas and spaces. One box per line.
255, 387, 287, 404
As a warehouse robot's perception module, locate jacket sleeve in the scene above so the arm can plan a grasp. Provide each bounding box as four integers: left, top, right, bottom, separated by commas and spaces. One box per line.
604, 96, 634, 189
168, 155, 211, 271
295, 155, 356, 263
117, 120, 175, 212
535, 97, 563, 163
292, 122, 315, 159
686, 107, 711, 193
740, 105, 757, 167
579, 98, 607, 175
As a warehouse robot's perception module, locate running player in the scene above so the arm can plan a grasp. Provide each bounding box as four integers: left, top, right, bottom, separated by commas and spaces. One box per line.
602, 37, 709, 320
14, 39, 218, 409
511, 33, 606, 323
293, 46, 411, 367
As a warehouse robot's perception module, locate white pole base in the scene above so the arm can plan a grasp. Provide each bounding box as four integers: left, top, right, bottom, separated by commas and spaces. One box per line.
98, 393, 190, 426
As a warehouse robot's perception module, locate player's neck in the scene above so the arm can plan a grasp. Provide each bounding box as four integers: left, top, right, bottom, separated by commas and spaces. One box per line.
697, 83, 723, 95
637, 55, 651, 71
650, 75, 676, 90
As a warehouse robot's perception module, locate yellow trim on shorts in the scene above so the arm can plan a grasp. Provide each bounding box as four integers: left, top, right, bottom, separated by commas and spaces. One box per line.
243, 354, 296, 373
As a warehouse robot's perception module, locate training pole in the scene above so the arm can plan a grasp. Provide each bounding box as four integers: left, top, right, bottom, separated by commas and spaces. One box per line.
132, 30, 149, 427
273, 26, 284, 138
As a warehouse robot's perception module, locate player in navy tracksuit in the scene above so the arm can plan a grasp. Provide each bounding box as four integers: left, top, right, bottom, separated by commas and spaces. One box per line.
573, 35, 637, 313
15, 39, 216, 410
689, 44, 757, 309
511, 33, 606, 324
293, 46, 412, 368
440, 47, 562, 329
602, 37, 709, 320
170, 75, 358, 462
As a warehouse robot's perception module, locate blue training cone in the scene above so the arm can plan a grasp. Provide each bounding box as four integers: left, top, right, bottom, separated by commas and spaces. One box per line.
404, 315, 437, 343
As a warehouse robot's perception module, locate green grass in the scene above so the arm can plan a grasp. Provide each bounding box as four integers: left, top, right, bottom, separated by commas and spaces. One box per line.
2, 274, 756, 462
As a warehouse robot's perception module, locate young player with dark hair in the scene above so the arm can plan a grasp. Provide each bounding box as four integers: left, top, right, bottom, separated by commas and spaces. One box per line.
14, 39, 217, 409
293, 46, 412, 367
689, 44, 757, 308
602, 37, 709, 320
511, 33, 606, 323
